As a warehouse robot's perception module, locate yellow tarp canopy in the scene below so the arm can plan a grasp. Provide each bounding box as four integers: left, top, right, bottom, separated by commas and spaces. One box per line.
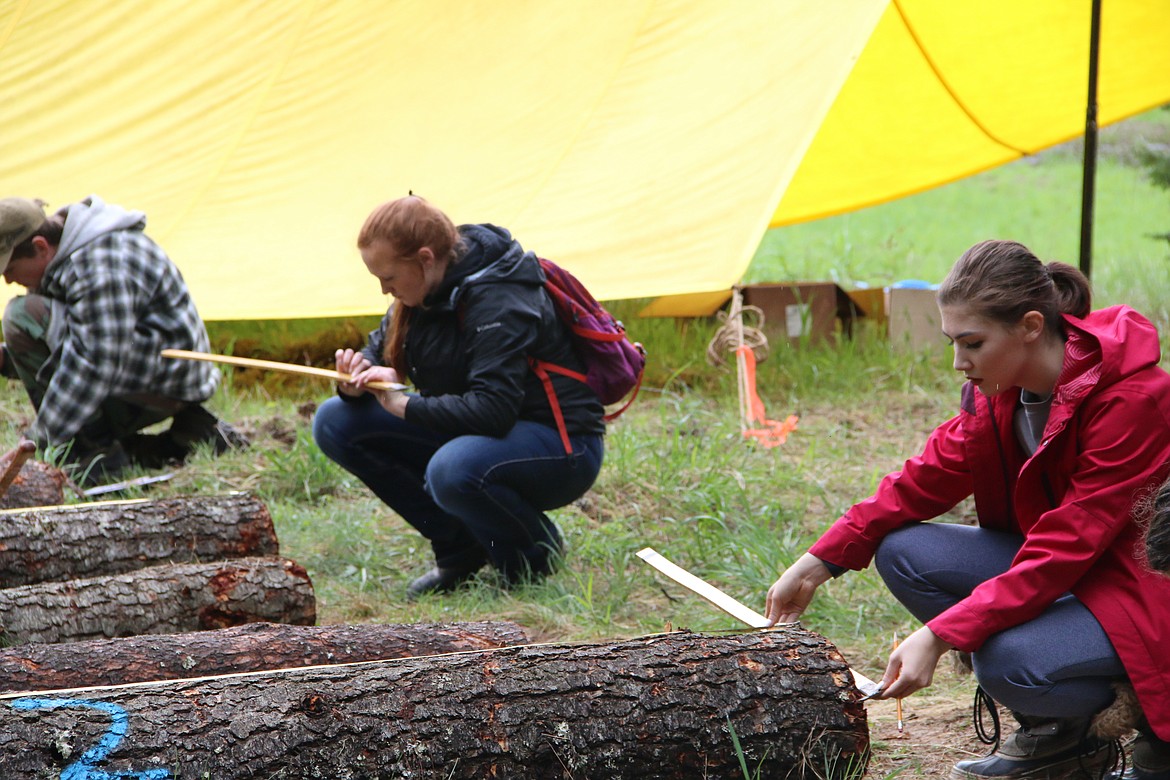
2, 1, 1168, 320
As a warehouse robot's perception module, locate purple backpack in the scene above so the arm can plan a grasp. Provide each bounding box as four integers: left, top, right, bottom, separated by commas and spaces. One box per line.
530, 258, 646, 452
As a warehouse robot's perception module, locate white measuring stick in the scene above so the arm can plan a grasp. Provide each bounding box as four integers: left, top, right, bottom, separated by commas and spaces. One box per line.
635, 547, 882, 698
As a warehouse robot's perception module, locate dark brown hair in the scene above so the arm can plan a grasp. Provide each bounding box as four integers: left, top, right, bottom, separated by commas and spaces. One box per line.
357, 196, 463, 374
937, 239, 1092, 333
8, 214, 64, 262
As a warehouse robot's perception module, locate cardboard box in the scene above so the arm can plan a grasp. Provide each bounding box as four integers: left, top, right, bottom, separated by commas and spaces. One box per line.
739, 282, 861, 344
886, 287, 941, 352
845, 287, 886, 330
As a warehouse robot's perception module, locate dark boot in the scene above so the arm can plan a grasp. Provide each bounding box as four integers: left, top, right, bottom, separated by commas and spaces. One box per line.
951, 712, 1118, 780
167, 404, 249, 456
406, 563, 484, 599
121, 432, 188, 469
63, 437, 131, 487
1108, 730, 1170, 780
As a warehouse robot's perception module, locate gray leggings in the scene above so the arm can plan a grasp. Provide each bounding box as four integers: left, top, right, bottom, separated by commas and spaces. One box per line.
874, 522, 1125, 718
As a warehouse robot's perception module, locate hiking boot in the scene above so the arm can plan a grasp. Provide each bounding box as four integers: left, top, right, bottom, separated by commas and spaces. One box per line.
951, 713, 1117, 779
406, 564, 483, 599
1108, 731, 1170, 780
64, 439, 132, 488
122, 432, 188, 469
167, 404, 249, 456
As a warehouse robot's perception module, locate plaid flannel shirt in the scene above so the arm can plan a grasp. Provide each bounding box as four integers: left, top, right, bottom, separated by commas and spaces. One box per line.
31, 227, 219, 446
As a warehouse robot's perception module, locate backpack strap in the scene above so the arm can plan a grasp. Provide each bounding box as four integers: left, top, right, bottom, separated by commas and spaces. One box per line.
599, 369, 643, 422
528, 357, 574, 454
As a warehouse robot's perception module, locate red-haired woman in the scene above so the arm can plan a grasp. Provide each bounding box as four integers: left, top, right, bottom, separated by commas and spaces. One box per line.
765, 240, 1170, 780
313, 196, 605, 598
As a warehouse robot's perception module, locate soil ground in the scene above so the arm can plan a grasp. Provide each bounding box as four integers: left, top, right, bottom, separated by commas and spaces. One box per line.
863, 661, 1003, 779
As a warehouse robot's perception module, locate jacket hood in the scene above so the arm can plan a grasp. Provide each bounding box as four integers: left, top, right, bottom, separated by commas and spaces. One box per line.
958, 305, 1161, 416
426, 224, 542, 310
53, 195, 146, 261
1062, 306, 1161, 395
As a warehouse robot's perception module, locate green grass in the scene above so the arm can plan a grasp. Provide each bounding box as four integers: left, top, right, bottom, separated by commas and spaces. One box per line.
3, 108, 1168, 778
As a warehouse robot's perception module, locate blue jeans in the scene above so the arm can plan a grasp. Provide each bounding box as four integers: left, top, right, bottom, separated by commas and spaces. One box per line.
312, 395, 604, 582
874, 523, 1125, 718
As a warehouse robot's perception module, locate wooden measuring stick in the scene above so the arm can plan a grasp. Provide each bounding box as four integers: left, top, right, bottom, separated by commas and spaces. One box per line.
161, 349, 407, 391
635, 547, 882, 698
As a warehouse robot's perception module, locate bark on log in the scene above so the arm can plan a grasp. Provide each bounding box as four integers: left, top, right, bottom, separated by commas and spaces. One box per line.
0, 556, 314, 646
0, 628, 870, 779
0, 620, 530, 692
0, 492, 279, 587
0, 460, 68, 510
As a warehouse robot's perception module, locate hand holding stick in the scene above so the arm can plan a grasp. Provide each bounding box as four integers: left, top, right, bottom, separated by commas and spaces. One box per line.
161, 349, 406, 391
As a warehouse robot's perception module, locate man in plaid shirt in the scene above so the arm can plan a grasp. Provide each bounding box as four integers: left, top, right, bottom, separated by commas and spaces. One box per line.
0, 195, 245, 484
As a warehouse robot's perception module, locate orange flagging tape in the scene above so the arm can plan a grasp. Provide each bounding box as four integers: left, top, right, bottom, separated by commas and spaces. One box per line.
736, 345, 798, 447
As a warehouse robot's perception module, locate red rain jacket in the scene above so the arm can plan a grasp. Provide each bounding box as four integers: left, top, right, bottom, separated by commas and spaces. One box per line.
811, 306, 1170, 739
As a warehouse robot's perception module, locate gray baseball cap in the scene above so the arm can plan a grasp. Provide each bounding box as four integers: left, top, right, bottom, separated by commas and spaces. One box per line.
0, 197, 48, 275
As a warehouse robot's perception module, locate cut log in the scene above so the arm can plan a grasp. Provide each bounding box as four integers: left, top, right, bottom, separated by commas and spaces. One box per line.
0, 459, 69, 510
0, 492, 279, 587
0, 628, 870, 779
0, 556, 314, 646
0, 440, 37, 500
0, 620, 530, 692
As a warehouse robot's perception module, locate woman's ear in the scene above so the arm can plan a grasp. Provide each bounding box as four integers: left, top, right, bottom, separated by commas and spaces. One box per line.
1019, 310, 1046, 342
416, 246, 436, 266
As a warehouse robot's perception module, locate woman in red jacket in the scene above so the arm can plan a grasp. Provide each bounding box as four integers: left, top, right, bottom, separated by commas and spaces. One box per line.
765, 239, 1170, 780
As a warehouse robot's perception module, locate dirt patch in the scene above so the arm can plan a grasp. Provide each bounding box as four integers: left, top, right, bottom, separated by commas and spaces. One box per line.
864, 665, 995, 778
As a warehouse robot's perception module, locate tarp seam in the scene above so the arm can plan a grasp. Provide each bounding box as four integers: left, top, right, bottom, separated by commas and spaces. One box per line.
511, 0, 658, 228
158, 0, 323, 244
0, 0, 30, 56
894, 0, 1029, 156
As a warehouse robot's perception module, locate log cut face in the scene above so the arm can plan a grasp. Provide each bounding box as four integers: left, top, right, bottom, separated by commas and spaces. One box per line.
0, 556, 315, 646
0, 461, 68, 510
0, 628, 869, 779
0, 621, 531, 692
0, 493, 279, 587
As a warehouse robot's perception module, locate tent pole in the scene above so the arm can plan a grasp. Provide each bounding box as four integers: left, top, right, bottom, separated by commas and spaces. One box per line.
1078, 0, 1103, 277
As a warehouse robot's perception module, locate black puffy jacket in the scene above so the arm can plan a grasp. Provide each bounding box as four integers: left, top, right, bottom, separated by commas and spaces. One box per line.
362, 224, 605, 439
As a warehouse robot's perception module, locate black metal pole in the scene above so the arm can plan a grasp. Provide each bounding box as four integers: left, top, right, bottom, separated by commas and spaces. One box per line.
1079, 0, 1102, 277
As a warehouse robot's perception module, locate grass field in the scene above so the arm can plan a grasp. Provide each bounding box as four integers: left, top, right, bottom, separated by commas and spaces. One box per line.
3, 108, 1168, 777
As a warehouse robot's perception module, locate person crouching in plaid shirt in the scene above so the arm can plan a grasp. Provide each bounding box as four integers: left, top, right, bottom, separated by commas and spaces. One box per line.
0, 195, 246, 486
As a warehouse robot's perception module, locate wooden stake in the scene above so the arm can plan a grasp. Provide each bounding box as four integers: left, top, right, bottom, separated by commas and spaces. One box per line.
0, 441, 36, 501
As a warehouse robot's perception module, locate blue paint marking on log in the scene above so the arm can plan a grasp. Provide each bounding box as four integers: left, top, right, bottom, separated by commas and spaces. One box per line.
8, 697, 171, 779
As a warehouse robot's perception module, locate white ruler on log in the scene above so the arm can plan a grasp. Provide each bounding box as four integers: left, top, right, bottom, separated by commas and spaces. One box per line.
636, 547, 882, 698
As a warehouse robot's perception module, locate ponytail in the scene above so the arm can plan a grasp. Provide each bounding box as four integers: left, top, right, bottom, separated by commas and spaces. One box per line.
938, 240, 1091, 332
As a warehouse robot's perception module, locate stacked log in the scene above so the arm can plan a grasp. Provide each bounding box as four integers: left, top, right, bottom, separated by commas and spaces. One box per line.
0, 493, 303, 648
0, 628, 870, 779
0, 458, 68, 509
0, 556, 315, 646
0, 493, 279, 587
0, 620, 531, 692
